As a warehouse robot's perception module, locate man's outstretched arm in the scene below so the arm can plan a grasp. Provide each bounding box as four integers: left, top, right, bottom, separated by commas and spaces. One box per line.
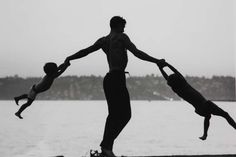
65, 38, 103, 64
123, 34, 165, 67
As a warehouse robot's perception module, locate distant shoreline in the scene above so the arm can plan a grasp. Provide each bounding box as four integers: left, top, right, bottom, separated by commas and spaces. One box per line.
0, 75, 235, 101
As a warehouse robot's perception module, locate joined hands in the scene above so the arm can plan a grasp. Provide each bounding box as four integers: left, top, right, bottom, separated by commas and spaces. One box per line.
156, 59, 167, 68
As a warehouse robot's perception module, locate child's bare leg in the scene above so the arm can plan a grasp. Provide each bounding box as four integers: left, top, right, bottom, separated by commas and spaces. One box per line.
222, 112, 236, 129
199, 115, 211, 140
209, 101, 236, 130
15, 99, 33, 119
14, 94, 28, 105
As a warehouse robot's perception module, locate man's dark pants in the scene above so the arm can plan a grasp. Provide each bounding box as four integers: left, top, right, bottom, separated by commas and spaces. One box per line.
100, 70, 131, 150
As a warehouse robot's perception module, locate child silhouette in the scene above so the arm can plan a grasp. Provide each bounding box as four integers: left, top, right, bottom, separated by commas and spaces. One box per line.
159, 62, 236, 140
14, 62, 70, 119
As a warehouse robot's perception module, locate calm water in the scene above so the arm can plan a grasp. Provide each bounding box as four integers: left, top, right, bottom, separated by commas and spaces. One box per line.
0, 100, 236, 157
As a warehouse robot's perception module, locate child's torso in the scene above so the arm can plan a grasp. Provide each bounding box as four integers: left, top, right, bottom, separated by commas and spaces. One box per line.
35, 75, 55, 93
171, 82, 207, 108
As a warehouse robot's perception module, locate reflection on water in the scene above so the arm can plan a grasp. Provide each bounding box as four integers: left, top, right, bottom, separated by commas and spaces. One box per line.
0, 100, 236, 157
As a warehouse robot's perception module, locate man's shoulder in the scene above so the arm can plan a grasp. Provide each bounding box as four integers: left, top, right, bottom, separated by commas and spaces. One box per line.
95, 33, 131, 47
94, 36, 107, 46
97, 36, 106, 42
119, 33, 129, 39
116, 33, 130, 44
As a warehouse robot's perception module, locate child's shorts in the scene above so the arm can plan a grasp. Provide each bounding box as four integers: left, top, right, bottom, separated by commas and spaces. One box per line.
195, 101, 211, 117
28, 85, 38, 100
195, 100, 225, 117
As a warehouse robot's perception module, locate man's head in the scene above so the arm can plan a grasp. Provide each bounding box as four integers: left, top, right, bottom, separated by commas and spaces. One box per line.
110, 16, 126, 33
44, 62, 58, 75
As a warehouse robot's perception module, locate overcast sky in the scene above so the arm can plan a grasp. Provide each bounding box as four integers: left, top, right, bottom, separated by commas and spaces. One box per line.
0, 0, 235, 77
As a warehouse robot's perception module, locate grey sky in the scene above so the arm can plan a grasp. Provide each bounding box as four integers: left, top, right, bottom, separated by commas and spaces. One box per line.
0, 0, 235, 77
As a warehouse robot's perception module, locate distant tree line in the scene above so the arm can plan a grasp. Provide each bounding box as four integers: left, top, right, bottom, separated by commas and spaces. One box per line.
0, 75, 235, 101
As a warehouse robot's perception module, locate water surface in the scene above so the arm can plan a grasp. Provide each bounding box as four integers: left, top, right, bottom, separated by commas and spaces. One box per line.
0, 100, 235, 157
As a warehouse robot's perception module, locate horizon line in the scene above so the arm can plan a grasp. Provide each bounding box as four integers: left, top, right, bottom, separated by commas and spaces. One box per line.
0, 74, 235, 79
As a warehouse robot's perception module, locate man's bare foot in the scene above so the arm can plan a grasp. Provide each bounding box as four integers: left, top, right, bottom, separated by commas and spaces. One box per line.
199, 135, 207, 140
101, 148, 116, 157
15, 112, 23, 119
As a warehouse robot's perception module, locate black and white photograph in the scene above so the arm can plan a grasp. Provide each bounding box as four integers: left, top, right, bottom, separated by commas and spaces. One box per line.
0, 0, 235, 157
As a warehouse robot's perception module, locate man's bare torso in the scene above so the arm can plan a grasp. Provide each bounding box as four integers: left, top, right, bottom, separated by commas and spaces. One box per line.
100, 32, 128, 72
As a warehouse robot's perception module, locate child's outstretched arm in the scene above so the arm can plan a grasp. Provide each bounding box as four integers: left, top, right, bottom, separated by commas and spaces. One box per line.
158, 65, 169, 81
199, 115, 211, 140
55, 62, 70, 78
166, 63, 185, 78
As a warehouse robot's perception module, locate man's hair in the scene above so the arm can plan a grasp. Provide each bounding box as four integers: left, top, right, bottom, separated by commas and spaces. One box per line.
110, 16, 126, 29
44, 62, 58, 75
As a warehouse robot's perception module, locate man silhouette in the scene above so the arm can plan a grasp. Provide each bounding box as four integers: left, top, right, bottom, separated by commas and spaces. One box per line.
65, 16, 166, 157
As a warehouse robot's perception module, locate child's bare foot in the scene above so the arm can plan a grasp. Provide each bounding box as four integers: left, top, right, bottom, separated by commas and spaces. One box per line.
14, 97, 19, 105
199, 135, 207, 140
15, 112, 23, 119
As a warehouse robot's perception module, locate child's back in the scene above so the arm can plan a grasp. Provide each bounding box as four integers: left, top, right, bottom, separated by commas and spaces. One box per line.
34, 75, 56, 93
168, 73, 207, 109
35, 62, 69, 93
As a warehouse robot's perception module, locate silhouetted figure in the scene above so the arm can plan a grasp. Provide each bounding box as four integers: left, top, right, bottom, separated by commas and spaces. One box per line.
64, 16, 166, 157
159, 62, 236, 140
14, 62, 70, 119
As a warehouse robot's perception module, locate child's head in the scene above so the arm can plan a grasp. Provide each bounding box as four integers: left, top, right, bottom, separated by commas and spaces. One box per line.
167, 74, 186, 87
43, 62, 58, 75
